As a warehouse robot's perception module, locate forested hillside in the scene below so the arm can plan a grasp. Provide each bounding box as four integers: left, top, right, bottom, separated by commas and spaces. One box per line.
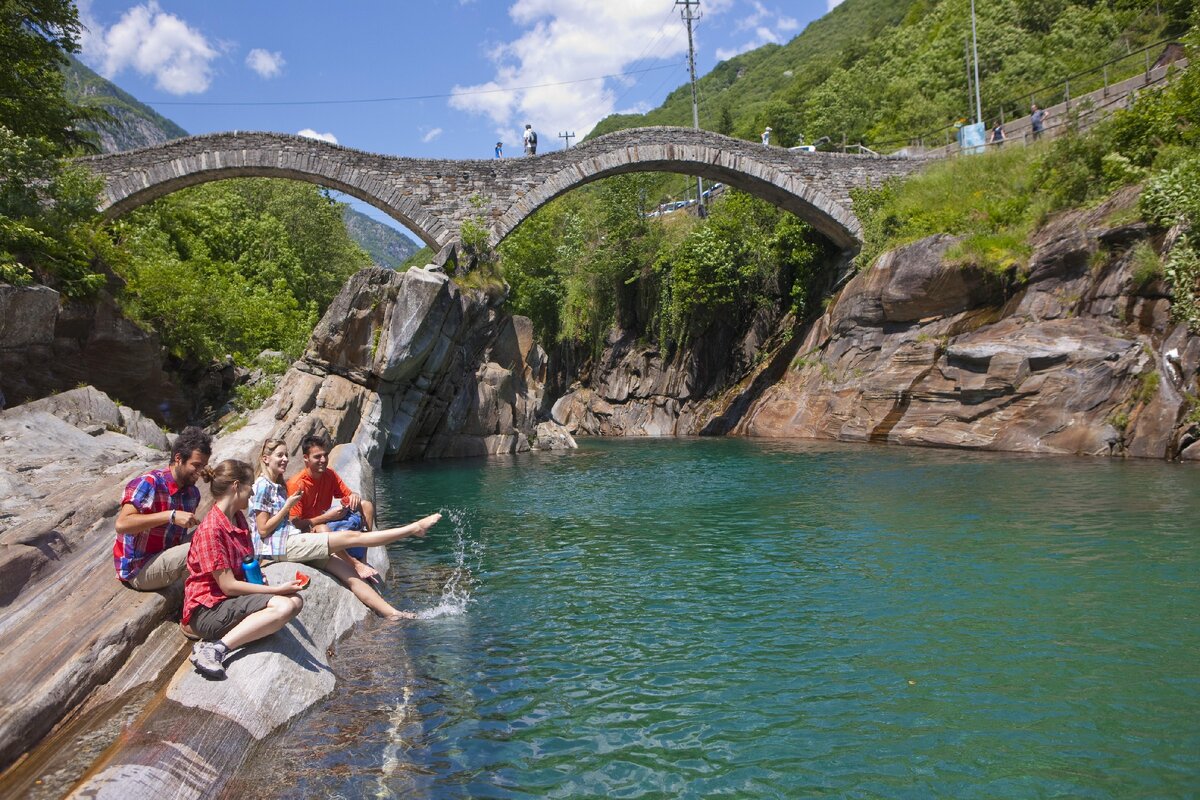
592, 0, 1194, 150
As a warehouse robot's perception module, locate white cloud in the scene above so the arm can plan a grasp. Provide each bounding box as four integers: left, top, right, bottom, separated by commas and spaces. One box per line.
79, 1, 218, 95
449, 0, 696, 141
246, 48, 285, 79
715, 3, 801, 61
828, 0, 845, 8
298, 129, 338, 144
422, 128, 444, 143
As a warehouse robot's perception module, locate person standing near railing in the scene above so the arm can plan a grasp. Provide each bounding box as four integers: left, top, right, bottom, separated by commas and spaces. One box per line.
1031, 104, 1047, 139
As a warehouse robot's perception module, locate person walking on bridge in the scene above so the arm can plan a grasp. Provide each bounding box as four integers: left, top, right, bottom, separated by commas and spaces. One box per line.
523, 124, 537, 156
1031, 104, 1047, 140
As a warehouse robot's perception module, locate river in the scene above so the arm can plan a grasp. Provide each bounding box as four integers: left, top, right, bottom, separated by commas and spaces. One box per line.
228, 439, 1200, 798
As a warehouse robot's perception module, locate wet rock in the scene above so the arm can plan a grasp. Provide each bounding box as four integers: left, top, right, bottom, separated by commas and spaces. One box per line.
533, 420, 577, 450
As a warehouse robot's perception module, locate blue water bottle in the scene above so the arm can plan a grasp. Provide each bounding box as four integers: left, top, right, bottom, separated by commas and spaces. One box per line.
242, 554, 264, 585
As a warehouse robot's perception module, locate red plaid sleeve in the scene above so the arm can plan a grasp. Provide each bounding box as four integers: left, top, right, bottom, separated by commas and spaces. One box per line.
122, 474, 162, 514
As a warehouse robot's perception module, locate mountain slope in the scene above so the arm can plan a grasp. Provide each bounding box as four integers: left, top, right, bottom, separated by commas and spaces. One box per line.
591, 0, 1186, 151
62, 55, 188, 152
341, 207, 421, 268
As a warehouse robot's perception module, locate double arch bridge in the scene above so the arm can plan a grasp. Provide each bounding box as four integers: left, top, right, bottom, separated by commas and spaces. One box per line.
80, 126, 922, 254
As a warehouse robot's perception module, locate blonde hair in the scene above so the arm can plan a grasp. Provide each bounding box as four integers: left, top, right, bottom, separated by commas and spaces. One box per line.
258, 438, 288, 478
200, 459, 254, 498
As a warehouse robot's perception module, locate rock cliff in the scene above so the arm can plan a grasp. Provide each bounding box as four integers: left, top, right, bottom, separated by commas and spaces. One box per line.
551, 189, 1199, 460
0, 265, 573, 792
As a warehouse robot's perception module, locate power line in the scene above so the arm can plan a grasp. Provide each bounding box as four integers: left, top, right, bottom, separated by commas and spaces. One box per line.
609, 11, 689, 112
145, 62, 684, 107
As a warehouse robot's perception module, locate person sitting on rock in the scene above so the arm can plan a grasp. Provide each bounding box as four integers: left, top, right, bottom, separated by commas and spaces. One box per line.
250, 437, 440, 620
184, 459, 305, 679
114, 426, 212, 592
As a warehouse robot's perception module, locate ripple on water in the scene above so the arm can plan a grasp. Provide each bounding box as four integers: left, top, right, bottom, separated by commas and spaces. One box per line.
230, 439, 1200, 799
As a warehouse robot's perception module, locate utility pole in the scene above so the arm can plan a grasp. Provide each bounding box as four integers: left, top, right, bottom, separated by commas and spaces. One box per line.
558, 130, 576, 149
676, 0, 705, 214
970, 0, 983, 125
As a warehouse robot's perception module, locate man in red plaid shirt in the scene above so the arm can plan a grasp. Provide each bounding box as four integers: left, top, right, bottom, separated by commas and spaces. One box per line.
114, 427, 212, 590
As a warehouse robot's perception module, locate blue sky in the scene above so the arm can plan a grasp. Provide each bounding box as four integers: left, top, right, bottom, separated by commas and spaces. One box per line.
75, 0, 835, 239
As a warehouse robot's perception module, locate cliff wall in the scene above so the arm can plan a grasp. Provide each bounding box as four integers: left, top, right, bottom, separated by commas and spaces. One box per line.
550, 189, 1200, 460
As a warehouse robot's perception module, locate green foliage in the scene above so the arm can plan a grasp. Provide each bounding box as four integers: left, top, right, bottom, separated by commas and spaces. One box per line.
0, 1, 97, 150
114, 179, 371, 363
1130, 242, 1163, 288
400, 245, 435, 270
589, 0, 1185, 153
233, 379, 276, 413
1135, 370, 1161, 404
0, 125, 111, 295
855, 48, 1200, 287
853, 144, 1041, 271
501, 178, 827, 354
1139, 152, 1200, 330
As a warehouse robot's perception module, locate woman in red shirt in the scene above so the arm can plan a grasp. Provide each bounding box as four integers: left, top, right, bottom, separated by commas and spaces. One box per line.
184, 459, 305, 679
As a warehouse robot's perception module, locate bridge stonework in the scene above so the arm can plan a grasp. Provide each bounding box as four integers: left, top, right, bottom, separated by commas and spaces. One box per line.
81, 127, 923, 253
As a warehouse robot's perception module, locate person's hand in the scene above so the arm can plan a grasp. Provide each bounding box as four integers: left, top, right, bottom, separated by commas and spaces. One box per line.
273, 579, 304, 595
173, 511, 200, 528
352, 559, 380, 583
347, 493, 362, 512
337, 505, 352, 520
293, 517, 312, 532
283, 490, 303, 511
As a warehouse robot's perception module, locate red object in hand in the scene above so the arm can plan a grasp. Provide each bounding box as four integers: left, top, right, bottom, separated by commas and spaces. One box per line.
295, 571, 311, 590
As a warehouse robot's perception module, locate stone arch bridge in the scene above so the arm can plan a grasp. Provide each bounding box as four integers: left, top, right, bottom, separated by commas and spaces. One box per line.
81, 126, 922, 254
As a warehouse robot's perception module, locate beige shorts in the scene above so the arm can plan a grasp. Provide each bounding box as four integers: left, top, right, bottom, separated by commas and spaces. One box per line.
125, 542, 190, 591
262, 533, 330, 568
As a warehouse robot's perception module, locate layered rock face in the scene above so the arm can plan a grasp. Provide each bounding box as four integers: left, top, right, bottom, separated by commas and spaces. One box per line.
0, 284, 190, 425
550, 191, 1198, 460
219, 265, 572, 469
734, 194, 1199, 459
549, 305, 785, 437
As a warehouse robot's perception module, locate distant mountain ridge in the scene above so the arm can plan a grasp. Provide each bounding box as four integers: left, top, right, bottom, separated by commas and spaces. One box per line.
341, 206, 420, 268
63, 56, 419, 268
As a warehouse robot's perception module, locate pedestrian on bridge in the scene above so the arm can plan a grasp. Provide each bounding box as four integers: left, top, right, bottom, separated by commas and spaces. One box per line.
495, 141, 503, 158
1031, 104, 1047, 139
523, 124, 538, 156
761, 126, 772, 147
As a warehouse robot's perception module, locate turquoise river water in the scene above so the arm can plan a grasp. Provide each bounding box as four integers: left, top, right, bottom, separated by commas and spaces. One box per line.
230, 439, 1200, 799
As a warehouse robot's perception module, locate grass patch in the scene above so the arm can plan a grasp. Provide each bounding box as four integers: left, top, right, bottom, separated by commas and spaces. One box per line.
853, 144, 1044, 272
1130, 242, 1163, 289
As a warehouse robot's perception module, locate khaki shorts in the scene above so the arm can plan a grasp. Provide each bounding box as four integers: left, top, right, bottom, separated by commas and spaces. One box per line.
125, 542, 190, 591
262, 533, 330, 568
189, 594, 272, 640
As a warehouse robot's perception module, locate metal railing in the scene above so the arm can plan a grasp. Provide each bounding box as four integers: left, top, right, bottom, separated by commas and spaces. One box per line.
841, 38, 1185, 156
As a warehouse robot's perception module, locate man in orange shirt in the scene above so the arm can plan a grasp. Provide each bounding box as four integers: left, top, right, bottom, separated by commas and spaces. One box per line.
288, 434, 377, 577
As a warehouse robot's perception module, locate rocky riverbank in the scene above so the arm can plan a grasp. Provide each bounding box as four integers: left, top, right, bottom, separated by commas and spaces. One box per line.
551, 188, 1200, 461
0, 265, 574, 795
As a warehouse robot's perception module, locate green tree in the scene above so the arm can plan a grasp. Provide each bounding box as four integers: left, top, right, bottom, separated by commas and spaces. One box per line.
0, 0, 95, 149
114, 179, 371, 363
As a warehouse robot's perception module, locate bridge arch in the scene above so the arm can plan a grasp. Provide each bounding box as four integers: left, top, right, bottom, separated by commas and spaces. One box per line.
81, 133, 453, 249
490, 128, 873, 252
81, 127, 921, 261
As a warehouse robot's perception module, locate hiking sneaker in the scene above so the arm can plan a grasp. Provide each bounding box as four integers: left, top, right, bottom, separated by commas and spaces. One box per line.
190, 641, 226, 679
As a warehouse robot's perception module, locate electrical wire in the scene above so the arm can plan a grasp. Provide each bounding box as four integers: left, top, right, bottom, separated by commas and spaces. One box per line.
145, 62, 684, 107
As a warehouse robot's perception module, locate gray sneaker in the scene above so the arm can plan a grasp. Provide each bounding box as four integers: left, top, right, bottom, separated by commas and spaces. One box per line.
190, 641, 226, 679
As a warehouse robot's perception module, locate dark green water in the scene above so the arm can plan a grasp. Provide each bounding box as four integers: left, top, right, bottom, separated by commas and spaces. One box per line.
233, 439, 1200, 798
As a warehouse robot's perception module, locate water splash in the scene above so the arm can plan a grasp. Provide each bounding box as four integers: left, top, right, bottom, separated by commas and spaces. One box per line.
415, 507, 479, 619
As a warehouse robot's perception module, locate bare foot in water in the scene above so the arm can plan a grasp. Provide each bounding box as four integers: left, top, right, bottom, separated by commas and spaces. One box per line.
384, 611, 418, 620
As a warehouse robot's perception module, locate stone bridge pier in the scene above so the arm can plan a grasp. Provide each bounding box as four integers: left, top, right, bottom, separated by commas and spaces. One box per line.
81, 126, 923, 255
